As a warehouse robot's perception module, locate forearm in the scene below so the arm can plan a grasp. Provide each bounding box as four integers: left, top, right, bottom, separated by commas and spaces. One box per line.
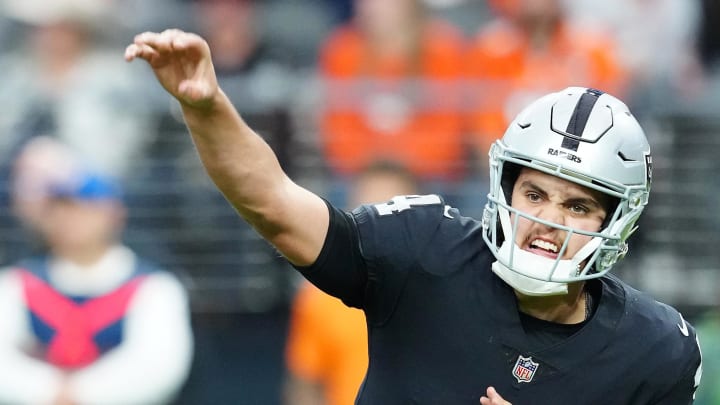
182, 90, 286, 221
180, 90, 327, 265
0, 350, 64, 404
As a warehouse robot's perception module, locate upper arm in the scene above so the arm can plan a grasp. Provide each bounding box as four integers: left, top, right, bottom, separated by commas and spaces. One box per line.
257, 179, 330, 267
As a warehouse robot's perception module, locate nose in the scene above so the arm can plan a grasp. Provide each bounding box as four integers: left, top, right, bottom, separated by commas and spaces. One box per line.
534, 204, 565, 228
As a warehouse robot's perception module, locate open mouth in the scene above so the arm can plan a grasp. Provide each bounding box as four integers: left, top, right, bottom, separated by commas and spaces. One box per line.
526, 238, 560, 259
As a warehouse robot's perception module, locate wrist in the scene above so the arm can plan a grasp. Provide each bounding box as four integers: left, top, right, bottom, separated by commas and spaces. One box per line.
180, 89, 229, 121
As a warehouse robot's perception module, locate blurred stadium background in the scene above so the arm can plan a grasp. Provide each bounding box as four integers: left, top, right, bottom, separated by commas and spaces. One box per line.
0, 0, 718, 403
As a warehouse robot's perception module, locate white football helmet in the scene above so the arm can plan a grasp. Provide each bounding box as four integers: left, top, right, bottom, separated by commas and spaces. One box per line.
482, 87, 652, 296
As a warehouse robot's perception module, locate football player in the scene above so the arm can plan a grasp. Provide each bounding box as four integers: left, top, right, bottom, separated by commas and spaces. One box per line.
126, 30, 702, 404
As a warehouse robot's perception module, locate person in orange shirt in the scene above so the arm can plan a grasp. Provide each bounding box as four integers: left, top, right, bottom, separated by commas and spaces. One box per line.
284, 160, 419, 405
318, 0, 466, 182
466, 0, 628, 158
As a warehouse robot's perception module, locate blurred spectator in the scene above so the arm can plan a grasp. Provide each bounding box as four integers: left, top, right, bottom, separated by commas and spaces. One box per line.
564, 0, 703, 105
2, 137, 81, 262
465, 0, 627, 158
190, 0, 297, 174
0, 142, 193, 404
284, 160, 419, 405
0, 0, 155, 179
284, 283, 367, 405
317, 0, 466, 184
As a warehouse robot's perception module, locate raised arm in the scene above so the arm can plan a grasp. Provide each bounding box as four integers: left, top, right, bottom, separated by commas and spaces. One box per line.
124, 29, 328, 266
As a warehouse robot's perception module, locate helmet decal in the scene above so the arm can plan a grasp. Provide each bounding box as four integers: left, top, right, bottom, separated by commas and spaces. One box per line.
560, 88, 604, 151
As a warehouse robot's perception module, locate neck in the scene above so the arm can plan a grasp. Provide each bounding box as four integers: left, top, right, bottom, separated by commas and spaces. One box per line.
52, 244, 112, 267
515, 282, 587, 324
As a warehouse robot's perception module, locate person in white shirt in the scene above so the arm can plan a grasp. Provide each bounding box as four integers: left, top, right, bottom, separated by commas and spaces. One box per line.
0, 143, 193, 405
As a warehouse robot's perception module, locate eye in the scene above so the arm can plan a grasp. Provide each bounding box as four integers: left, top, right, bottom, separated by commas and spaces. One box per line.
526, 192, 542, 203
568, 204, 589, 214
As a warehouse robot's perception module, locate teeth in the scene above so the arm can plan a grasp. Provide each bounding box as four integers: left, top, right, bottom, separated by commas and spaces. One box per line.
531, 239, 558, 253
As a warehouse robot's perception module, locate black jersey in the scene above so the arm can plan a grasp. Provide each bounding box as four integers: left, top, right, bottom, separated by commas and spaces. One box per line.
296, 195, 702, 405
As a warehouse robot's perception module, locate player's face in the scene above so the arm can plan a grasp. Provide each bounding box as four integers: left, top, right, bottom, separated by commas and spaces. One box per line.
509, 168, 608, 260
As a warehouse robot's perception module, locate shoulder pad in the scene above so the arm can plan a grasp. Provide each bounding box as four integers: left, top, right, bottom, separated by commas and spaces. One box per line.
352, 194, 477, 271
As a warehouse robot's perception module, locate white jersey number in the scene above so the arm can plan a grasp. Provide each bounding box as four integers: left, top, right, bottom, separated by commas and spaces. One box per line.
374, 194, 442, 216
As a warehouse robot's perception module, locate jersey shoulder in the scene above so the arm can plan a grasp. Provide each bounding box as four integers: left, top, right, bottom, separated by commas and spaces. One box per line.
352, 194, 484, 274
605, 275, 701, 360
603, 276, 702, 399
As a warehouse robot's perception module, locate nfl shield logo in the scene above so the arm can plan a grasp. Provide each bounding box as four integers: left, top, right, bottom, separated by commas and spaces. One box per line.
512, 355, 539, 383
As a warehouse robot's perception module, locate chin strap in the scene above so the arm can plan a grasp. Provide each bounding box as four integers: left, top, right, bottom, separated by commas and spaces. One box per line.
492, 258, 570, 296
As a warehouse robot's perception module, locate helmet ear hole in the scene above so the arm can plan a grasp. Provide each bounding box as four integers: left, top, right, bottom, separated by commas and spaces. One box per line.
500, 162, 522, 205
495, 217, 506, 245
600, 196, 620, 230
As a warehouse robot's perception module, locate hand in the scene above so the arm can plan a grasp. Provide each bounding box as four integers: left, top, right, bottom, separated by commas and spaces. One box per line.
124, 29, 219, 109
480, 386, 512, 405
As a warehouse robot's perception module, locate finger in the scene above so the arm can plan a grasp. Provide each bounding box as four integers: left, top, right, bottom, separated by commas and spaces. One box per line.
485, 387, 510, 405
152, 31, 179, 55
159, 28, 201, 55
124, 43, 139, 61
170, 32, 209, 58
124, 43, 159, 62
133, 31, 159, 47
132, 30, 207, 58
132, 29, 182, 54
